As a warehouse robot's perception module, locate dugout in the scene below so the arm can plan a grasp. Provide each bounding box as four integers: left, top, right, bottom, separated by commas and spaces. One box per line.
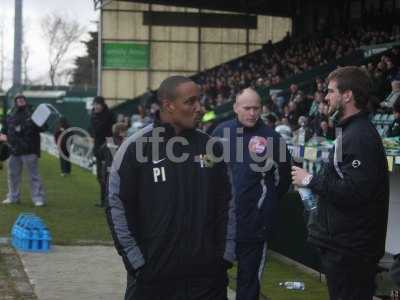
91, 0, 400, 276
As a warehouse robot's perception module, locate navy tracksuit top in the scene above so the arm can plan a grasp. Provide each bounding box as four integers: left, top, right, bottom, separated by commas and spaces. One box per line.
212, 119, 291, 242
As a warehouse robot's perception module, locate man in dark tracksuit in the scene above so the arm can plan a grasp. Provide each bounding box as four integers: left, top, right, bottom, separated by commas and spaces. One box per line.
292, 66, 389, 300
106, 76, 235, 300
213, 88, 291, 300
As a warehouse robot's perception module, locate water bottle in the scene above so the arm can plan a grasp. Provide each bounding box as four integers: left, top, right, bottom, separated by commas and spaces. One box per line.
298, 187, 317, 211
41, 229, 52, 251
279, 281, 305, 290
31, 229, 40, 251
298, 127, 306, 146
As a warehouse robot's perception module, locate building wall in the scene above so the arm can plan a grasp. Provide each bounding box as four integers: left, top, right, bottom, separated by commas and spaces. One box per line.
101, 1, 292, 105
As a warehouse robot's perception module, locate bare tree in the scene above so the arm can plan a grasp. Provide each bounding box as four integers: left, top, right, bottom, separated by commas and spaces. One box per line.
22, 43, 31, 85
21, 18, 31, 86
41, 13, 85, 86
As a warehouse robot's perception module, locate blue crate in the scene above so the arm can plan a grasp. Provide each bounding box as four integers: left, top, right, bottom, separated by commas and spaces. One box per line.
11, 213, 52, 252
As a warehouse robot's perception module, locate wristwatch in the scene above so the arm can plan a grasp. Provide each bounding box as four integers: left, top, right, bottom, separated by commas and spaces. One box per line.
301, 174, 313, 186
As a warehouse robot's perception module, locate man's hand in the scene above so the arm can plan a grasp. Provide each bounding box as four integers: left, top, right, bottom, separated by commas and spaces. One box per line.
291, 166, 311, 186
0, 134, 7, 142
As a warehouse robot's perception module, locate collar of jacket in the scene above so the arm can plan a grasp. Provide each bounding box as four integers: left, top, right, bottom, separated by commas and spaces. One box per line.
12, 104, 31, 115
153, 111, 196, 139
337, 110, 369, 128
234, 118, 264, 132
92, 106, 110, 117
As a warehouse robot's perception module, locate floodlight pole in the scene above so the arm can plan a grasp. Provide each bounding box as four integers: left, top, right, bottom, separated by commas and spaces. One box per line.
97, 15, 102, 96
13, 0, 23, 89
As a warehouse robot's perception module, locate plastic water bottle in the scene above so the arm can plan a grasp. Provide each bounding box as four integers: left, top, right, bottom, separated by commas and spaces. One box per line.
31, 229, 40, 251
298, 187, 317, 211
279, 281, 305, 290
298, 127, 306, 146
41, 229, 52, 251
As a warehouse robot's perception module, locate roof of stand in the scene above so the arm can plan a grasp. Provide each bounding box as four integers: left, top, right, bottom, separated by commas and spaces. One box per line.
96, 0, 296, 17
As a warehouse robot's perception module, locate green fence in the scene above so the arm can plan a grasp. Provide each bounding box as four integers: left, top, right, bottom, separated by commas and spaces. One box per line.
4, 86, 95, 131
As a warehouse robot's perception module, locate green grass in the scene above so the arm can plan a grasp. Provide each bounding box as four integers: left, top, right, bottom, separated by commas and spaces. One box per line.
0, 152, 329, 299
0, 153, 112, 243
228, 256, 329, 300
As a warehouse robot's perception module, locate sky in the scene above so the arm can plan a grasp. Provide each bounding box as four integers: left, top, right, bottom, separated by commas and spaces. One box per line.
0, 0, 99, 90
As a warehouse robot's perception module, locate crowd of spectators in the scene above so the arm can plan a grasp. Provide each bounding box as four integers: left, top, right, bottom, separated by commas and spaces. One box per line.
256, 45, 400, 144
125, 25, 400, 144
195, 26, 397, 111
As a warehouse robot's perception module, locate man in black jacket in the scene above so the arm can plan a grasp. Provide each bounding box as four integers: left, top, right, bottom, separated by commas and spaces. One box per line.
1, 95, 46, 206
106, 76, 235, 300
89, 96, 114, 206
292, 66, 389, 300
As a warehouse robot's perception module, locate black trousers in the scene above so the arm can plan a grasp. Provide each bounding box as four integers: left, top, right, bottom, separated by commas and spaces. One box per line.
95, 156, 106, 206
59, 156, 71, 174
320, 248, 377, 300
125, 272, 228, 300
236, 242, 268, 300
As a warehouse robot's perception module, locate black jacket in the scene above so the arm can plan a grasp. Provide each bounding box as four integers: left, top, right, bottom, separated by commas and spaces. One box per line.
89, 107, 114, 154
1, 106, 45, 157
307, 111, 389, 261
106, 119, 235, 284
97, 139, 120, 193
0, 142, 10, 161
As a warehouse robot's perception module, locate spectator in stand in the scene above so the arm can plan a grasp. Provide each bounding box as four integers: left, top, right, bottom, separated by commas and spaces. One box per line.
287, 84, 300, 103
261, 113, 277, 129
387, 97, 400, 137
390, 47, 400, 68
381, 56, 399, 81
292, 116, 313, 145
282, 101, 299, 129
293, 91, 311, 117
116, 113, 125, 123
380, 79, 400, 109
123, 115, 131, 128
149, 102, 160, 122
316, 118, 335, 140
275, 117, 293, 142
310, 101, 329, 133
309, 91, 325, 120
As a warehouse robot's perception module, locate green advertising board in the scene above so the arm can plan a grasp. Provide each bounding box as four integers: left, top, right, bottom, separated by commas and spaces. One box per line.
103, 43, 149, 69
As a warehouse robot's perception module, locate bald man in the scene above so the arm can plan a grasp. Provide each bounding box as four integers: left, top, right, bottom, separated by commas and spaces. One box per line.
213, 88, 291, 300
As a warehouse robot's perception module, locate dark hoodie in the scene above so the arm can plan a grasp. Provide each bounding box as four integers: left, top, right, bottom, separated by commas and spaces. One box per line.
89, 102, 114, 155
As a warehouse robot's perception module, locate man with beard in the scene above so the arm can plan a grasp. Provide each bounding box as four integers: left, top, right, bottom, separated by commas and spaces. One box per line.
89, 96, 115, 207
1, 94, 46, 206
106, 76, 235, 300
292, 66, 389, 300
